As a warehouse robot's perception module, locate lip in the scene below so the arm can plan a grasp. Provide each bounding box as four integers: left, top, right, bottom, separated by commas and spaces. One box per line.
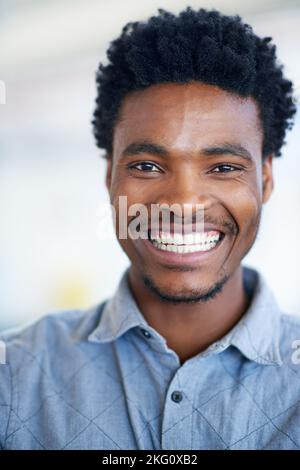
140, 233, 226, 266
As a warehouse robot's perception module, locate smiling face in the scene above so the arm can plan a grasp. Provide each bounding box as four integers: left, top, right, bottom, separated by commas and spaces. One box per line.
105, 81, 273, 302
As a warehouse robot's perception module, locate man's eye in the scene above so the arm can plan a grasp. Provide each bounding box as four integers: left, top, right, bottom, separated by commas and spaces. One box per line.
130, 162, 160, 172
211, 164, 242, 173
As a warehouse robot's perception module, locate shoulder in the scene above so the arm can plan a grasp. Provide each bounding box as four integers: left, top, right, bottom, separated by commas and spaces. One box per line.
0, 301, 107, 375
0, 301, 109, 449
280, 312, 300, 342
0, 302, 107, 448
281, 312, 300, 327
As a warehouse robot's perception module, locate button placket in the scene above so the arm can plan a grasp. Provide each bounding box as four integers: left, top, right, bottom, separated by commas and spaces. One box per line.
161, 358, 203, 449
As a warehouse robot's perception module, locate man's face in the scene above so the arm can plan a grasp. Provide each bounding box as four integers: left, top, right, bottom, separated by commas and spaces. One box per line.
106, 82, 273, 301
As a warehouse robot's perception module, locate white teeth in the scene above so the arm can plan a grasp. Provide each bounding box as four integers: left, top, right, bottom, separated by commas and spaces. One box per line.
174, 233, 183, 244
150, 230, 221, 246
151, 240, 219, 253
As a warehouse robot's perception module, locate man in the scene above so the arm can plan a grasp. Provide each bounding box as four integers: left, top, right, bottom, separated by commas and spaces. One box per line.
0, 7, 299, 450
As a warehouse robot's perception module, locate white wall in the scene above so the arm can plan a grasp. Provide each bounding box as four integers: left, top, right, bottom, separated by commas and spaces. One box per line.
0, 0, 299, 330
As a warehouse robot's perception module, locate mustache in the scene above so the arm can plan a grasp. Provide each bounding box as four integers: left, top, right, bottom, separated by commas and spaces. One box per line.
128, 212, 237, 236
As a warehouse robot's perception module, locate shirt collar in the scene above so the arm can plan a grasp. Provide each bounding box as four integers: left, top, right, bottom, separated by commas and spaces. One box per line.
88, 267, 149, 344
200, 266, 283, 366
88, 265, 283, 366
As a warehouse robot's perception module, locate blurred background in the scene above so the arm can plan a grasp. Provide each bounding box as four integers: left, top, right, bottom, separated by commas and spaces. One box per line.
0, 0, 299, 331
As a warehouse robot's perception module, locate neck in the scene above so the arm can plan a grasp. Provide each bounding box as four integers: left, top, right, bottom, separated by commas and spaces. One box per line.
128, 265, 251, 365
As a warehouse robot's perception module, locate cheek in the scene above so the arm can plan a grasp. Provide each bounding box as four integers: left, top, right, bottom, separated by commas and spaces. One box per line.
110, 179, 150, 245
226, 184, 261, 237
111, 174, 149, 205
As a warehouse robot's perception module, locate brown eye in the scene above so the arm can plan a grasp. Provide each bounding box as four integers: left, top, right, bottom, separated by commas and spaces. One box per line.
211, 164, 241, 173
130, 162, 160, 172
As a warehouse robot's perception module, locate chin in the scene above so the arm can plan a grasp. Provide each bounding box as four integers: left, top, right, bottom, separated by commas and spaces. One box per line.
142, 270, 229, 304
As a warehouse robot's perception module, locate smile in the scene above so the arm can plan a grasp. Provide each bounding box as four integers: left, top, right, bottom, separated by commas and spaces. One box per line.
148, 230, 223, 254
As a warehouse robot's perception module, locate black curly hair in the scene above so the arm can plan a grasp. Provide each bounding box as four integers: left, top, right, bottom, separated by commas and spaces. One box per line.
92, 7, 297, 160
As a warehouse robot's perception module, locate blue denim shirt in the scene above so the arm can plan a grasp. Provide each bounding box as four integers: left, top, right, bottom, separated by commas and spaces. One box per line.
1, 265, 300, 450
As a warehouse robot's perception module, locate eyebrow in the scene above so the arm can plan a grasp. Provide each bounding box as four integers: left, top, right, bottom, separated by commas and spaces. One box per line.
121, 139, 254, 163
201, 143, 253, 163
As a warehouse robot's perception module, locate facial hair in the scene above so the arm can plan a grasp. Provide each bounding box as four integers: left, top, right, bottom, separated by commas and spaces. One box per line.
142, 271, 230, 305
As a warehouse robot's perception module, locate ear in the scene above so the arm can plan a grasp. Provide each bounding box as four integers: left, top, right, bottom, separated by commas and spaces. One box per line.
105, 157, 112, 191
262, 154, 274, 204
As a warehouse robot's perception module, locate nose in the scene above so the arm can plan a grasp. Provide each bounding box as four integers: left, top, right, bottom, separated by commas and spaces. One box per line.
151, 169, 215, 230
154, 168, 213, 216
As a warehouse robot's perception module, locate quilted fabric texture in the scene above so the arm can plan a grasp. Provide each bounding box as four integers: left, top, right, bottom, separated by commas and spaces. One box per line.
0, 264, 300, 450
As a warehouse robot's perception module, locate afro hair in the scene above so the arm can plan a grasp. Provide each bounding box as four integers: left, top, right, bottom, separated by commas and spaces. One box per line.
92, 7, 297, 160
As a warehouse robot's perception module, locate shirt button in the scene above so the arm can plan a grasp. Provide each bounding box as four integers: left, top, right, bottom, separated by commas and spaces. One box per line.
171, 391, 183, 403
140, 328, 152, 339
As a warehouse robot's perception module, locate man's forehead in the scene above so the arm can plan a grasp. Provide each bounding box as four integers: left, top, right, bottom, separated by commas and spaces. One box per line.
113, 82, 262, 155
118, 81, 259, 117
